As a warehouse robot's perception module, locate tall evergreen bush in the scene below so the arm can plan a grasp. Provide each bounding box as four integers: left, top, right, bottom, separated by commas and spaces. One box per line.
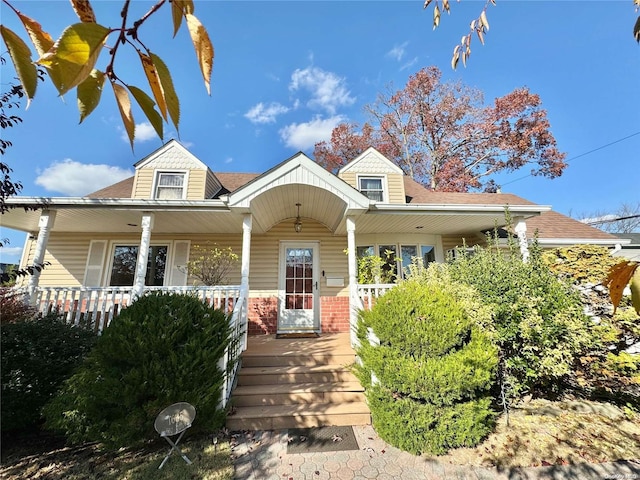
44, 292, 233, 449
448, 237, 593, 403
356, 266, 497, 455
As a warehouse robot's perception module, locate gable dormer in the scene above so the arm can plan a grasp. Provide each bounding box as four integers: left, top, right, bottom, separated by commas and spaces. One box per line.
130, 140, 221, 200
337, 147, 406, 204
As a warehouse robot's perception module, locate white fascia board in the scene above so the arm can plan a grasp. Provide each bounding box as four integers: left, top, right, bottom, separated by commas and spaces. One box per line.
4, 197, 228, 212
370, 203, 551, 215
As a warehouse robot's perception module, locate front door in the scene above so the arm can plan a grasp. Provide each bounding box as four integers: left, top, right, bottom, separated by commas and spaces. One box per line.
278, 242, 319, 332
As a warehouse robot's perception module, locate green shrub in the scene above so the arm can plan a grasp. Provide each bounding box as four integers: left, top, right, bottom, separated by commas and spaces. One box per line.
448, 239, 594, 401
43, 292, 233, 449
1, 312, 97, 432
541, 244, 623, 285
356, 266, 497, 455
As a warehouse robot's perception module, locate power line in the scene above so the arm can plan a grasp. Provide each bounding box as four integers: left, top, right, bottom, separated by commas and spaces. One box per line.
501, 130, 640, 187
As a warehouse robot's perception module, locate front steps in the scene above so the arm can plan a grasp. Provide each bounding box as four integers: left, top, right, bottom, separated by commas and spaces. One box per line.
226, 334, 371, 430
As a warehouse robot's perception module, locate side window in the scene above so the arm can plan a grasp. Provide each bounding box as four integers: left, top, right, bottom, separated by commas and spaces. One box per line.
358, 177, 384, 202
155, 172, 185, 199
378, 244, 397, 280
400, 245, 418, 278
421, 245, 436, 265
356, 246, 374, 258
109, 245, 168, 286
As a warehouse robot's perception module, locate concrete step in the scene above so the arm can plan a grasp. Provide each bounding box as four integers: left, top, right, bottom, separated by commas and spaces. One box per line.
226, 402, 371, 430
237, 365, 358, 386
241, 352, 356, 368
231, 382, 365, 407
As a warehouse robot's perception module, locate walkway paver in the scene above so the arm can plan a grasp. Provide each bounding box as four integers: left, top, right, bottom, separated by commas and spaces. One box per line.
231, 424, 640, 480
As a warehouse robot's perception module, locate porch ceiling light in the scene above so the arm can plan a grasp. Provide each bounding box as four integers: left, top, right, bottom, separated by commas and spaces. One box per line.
294, 203, 302, 233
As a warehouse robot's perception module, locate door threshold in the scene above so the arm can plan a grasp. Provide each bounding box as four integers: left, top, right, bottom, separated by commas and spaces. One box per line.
275, 332, 320, 339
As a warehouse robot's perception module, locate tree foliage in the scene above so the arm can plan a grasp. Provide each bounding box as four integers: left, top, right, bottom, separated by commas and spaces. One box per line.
314, 66, 566, 193
1, 0, 214, 148
186, 242, 239, 285
423, 0, 640, 69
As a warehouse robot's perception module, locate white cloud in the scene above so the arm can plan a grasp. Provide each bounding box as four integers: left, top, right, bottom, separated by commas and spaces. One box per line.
289, 67, 355, 114
386, 42, 408, 61
224, 157, 233, 164
279, 115, 345, 151
35, 159, 133, 196
400, 56, 419, 71
244, 102, 289, 124
119, 121, 158, 143
0, 247, 23, 264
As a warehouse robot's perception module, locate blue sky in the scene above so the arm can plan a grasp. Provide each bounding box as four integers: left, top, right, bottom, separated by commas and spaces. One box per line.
1, 0, 639, 264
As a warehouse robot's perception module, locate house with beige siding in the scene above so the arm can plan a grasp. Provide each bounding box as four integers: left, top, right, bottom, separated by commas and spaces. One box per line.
2, 140, 625, 428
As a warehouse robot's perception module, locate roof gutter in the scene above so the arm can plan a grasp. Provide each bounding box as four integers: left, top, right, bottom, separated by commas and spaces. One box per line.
370, 203, 551, 215
3, 197, 229, 212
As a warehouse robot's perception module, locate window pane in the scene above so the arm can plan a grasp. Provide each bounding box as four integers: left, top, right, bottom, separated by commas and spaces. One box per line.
421, 245, 436, 264
109, 245, 167, 286
400, 245, 418, 278
156, 173, 185, 199
379, 244, 397, 280
357, 246, 374, 258
359, 177, 384, 201
159, 173, 184, 186
156, 187, 183, 199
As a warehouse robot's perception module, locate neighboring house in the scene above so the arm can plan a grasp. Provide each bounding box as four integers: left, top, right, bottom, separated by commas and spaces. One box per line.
3, 140, 625, 338
612, 233, 640, 261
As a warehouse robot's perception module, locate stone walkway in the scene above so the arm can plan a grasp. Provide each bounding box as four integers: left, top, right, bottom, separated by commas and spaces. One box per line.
231, 425, 640, 480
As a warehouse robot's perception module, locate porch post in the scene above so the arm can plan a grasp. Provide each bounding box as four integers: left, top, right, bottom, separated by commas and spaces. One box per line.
346, 216, 358, 347
240, 214, 252, 348
27, 210, 57, 304
514, 217, 529, 262
133, 212, 154, 298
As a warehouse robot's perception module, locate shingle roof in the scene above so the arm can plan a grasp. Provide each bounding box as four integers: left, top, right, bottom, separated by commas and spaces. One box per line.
526, 211, 618, 240
403, 177, 536, 206
85, 176, 134, 198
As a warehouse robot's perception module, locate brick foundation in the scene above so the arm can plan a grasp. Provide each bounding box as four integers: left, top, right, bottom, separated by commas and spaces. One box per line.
320, 296, 350, 333
246, 295, 351, 335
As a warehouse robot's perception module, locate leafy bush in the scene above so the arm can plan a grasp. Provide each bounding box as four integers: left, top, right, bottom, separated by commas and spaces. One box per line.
448, 239, 594, 402
0, 287, 36, 324
1, 312, 97, 432
44, 292, 233, 449
356, 266, 497, 455
186, 242, 238, 285
542, 244, 623, 285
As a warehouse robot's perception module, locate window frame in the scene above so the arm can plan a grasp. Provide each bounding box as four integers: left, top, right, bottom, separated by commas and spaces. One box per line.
355, 242, 438, 282
152, 170, 188, 200
357, 175, 386, 202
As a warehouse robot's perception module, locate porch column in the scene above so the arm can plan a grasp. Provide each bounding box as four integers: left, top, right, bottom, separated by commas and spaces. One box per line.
133, 212, 154, 298
346, 216, 358, 346
514, 217, 529, 262
27, 210, 57, 303
240, 214, 252, 350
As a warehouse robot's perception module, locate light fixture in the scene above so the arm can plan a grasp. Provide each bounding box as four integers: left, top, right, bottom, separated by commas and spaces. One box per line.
294, 203, 302, 233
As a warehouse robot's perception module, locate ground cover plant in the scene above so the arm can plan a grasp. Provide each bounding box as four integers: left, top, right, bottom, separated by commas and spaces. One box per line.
356, 265, 498, 454
43, 292, 233, 449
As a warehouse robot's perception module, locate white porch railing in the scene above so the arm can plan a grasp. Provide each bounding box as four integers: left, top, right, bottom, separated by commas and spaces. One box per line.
25, 285, 241, 333
356, 283, 395, 311
220, 285, 248, 409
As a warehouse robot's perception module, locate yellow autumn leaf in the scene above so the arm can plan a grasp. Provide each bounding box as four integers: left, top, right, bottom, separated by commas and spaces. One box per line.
70, 0, 97, 23
150, 53, 180, 131
480, 10, 490, 31
423, 0, 433, 8
433, 4, 441, 29
629, 266, 640, 314
605, 261, 638, 313
139, 52, 167, 121
111, 81, 135, 149
0, 25, 38, 105
171, 0, 195, 37
128, 85, 164, 141
17, 12, 53, 56
451, 45, 460, 70
36, 22, 109, 96
77, 69, 104, 123
442, 0, 450, 14
477, 28, 485, 45
185, 13, 213, 95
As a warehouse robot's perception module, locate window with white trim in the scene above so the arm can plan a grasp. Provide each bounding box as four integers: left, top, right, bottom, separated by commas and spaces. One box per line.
356, 243, 437, 282
109, 245, 168, 286
154, 172, 185, 199
358, 177, 384, 202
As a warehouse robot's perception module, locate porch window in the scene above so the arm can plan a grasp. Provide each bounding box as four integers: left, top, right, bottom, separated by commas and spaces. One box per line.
109, 245, 168, 286
358, 177, 384, 202
422, 245, 436, 264
400, 245, 418, 278
378, 244, 397, 280
155, 172, 185, 199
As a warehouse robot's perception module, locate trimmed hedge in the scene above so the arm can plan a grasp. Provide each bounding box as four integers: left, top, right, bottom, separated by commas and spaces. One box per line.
356, 267, 497, 455
44, 292, 233, 449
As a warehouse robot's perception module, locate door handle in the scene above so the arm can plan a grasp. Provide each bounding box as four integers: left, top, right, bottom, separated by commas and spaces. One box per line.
315, 281, 318, 290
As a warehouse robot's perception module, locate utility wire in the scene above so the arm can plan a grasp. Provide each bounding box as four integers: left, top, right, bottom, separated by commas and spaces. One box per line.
501, 130, 640, 187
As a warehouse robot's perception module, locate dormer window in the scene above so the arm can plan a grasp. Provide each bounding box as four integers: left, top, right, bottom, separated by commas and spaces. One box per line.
154, 172, 186, 199
359, 176, 384, 202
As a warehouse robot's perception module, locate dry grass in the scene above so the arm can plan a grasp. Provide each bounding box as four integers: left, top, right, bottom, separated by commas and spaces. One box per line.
439, 399, 640, 468
0, 434, 234, 480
